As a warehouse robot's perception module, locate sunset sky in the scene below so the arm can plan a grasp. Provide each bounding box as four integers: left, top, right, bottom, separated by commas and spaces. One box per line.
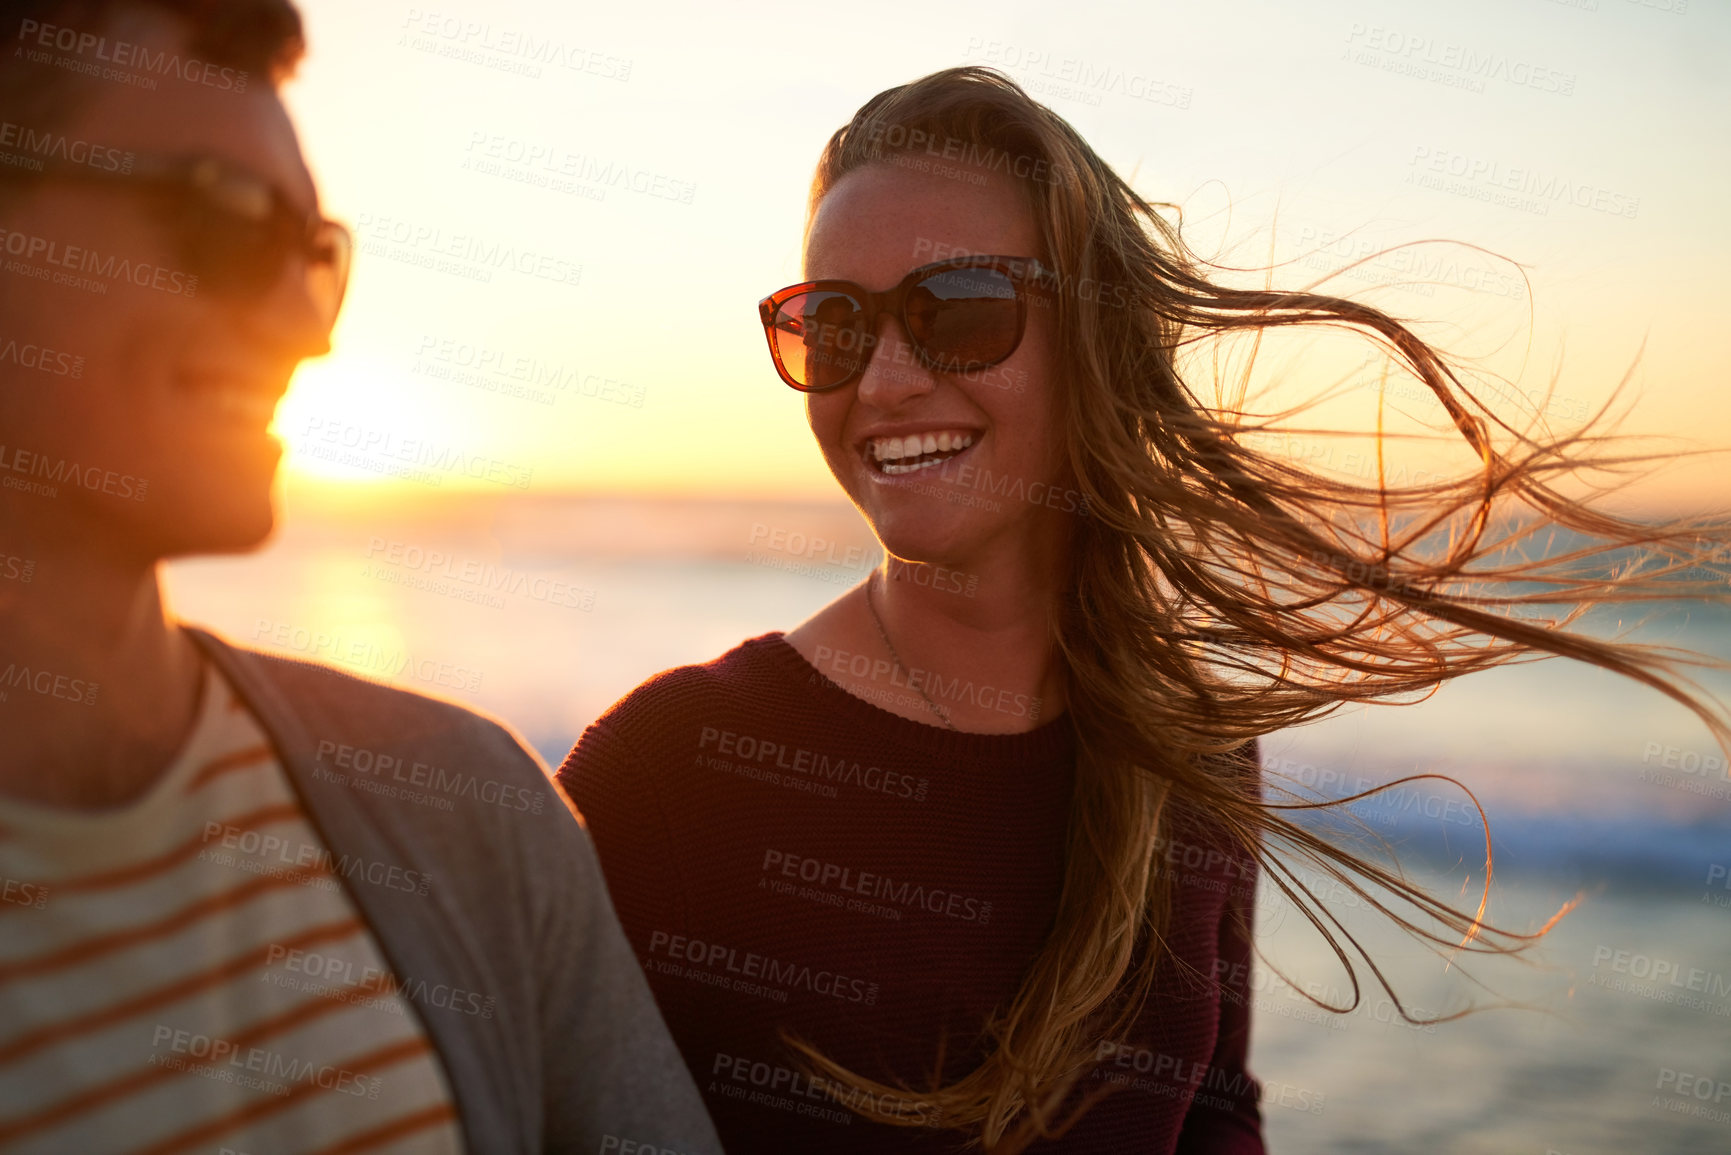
273, 0, 1730, 512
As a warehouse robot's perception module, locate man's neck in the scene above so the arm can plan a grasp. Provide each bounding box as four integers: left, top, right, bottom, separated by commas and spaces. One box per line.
0, 535, 204, 810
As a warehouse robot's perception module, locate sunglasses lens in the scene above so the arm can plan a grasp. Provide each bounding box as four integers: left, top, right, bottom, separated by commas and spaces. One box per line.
905, 266, 1021, 372
175, 201, 351, 328
176, 199, 281, 295
769, 289, 869, 390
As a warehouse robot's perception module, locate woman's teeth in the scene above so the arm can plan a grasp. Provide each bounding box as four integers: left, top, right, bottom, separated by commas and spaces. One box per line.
867, 431, 975, 475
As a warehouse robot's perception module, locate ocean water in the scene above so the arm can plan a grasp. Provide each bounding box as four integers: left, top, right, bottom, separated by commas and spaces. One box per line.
162, 492, 1731, 1154
1252, 884, 1731, 1154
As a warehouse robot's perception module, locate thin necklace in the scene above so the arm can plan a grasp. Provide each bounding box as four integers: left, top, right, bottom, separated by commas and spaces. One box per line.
864, 572, 958, 731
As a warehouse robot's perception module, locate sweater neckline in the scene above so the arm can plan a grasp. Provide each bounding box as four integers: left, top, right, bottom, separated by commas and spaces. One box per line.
747, 631, 1076, 764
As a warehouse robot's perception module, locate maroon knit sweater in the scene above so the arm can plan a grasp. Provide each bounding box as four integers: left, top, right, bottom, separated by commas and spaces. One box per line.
557, 633, 1266, 1154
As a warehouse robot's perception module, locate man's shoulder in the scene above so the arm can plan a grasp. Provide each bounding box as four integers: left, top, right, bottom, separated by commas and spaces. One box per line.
185, 625, 549, 799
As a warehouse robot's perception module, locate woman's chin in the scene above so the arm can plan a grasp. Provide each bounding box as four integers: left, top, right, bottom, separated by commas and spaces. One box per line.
838, 451, 1015, 568
862, 506, 984, 570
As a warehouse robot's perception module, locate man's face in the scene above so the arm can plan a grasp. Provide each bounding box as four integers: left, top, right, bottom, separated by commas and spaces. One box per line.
0, 5, 333, 561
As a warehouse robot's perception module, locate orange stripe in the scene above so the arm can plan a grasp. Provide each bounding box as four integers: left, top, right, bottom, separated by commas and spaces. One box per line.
185, 744, 274, 792
310, 1102, 460, 1155
132, 1036, 436, 1155
0, 866, 332, 983
0, 803, 304, 911
0, 918, 364, 1068
0, 932, 389, 1143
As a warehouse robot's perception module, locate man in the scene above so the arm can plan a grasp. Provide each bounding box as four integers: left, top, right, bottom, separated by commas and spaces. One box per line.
0, 1, 722, 1151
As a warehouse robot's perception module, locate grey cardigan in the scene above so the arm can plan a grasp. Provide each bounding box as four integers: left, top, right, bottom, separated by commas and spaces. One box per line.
187, 625, 723, 1155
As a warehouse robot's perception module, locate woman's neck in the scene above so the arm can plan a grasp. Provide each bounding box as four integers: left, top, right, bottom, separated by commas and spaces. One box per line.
787, 529, 1069, 734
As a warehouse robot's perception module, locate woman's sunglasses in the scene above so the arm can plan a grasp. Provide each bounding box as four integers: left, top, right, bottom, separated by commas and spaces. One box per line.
758, 254, 1053, 392
2, 153, 351, 328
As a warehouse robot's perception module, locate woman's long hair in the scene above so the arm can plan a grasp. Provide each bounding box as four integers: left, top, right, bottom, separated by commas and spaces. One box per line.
784, 66, 1731, 1150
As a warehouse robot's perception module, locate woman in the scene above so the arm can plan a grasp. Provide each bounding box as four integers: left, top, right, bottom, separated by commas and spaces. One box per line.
559, 68, 1729, 1153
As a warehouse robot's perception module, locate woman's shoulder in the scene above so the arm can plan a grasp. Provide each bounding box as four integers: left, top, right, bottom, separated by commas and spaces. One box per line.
582, 631, 803, 753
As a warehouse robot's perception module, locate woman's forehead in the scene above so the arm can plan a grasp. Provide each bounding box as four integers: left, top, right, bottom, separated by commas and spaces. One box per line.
805, 160, 1039, 284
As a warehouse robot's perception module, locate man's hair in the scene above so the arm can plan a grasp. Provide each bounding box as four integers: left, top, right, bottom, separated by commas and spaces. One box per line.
0, 0, 304, 127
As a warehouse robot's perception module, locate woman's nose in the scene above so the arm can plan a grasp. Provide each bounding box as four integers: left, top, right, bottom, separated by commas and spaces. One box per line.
855, 313, 938, 409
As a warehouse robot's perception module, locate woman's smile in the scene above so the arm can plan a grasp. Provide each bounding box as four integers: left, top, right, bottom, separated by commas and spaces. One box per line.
859, 427, 981, 478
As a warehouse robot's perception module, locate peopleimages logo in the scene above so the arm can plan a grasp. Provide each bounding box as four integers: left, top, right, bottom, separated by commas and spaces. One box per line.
697, 726, 929, 802
412, 335, 645, 408
0, 444, 146, 501
149, 1027, 381, 1098
398, 9, 633, 81
251, 619, 485, 693
0, 662, 100, 705
647, 930, 880, 1005
15, 18, 250, 91
1408, 145, 1639, 219
0, 334, 84, 378
313, 739, 545, 814
1, 876, 49, 909
1343, 23, 1576, 96
0, 119, 133, 173
961, 38, 1194, 110
0, 225, 197, 296
362, 537, 594, 611
0, 552, 37, 584
1094, 1041, 1327, 1115
808, 642, 1042, 723
199, 821, 434, 897
711, 1052, 940, 1127
760, 849, 992, 924
463, 131, 696, 204
352, 212, 582, 289
298, 418, 534, 490
1589, 946, 1731, 1017
263, 943, 498, 1018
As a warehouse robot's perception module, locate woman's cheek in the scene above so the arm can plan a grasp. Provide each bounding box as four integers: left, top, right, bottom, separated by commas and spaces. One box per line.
806, 397, 856, 481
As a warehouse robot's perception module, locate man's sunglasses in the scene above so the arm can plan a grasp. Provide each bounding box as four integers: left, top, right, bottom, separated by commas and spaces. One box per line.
758, 254, 1054, 392
2, 153, 351, 328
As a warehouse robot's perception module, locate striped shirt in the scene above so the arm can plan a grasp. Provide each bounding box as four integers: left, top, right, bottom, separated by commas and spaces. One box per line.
0, 661, 466, 1154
